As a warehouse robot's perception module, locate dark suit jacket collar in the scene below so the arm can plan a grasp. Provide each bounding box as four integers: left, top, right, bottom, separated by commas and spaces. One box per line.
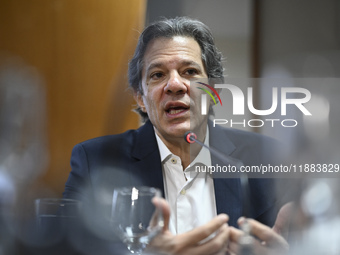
129, 120, 165, 196
131, 120, 158, 160
208, 121, 243, 226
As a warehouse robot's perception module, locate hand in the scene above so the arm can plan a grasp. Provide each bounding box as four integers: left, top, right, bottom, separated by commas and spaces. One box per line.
229, 217, 289, 255
148, 197, 230, 255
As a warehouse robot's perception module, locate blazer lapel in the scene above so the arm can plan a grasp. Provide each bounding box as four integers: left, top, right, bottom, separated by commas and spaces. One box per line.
130, 121, 165, 197
209, 122, 243, 227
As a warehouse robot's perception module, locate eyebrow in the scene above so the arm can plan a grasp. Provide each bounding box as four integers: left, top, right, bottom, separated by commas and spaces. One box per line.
145, 60, 203, 75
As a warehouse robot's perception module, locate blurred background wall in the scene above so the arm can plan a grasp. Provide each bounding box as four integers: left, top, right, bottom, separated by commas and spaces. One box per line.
0, 0, 145, 197
0, 0, 339, 197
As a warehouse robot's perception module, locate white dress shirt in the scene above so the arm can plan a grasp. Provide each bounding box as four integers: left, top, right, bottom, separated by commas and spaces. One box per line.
155, 127, 217, 234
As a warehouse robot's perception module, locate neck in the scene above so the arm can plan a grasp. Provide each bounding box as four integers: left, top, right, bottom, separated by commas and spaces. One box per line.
157, 127, 207, 169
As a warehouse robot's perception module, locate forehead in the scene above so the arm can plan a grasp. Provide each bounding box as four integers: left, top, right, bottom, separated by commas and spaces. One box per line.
142, 36, 203, 67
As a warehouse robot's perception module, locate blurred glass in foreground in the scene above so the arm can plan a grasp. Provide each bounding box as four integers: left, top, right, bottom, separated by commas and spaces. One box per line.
0, 54, 48, 254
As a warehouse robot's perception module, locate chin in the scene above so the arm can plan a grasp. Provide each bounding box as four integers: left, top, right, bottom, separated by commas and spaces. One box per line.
166, 123, 191, 137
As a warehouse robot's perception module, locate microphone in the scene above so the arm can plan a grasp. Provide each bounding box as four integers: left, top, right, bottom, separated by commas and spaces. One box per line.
185, 131, 197, 144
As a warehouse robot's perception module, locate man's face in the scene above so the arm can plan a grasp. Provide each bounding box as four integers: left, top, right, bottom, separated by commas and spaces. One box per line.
135, 36, 209, 143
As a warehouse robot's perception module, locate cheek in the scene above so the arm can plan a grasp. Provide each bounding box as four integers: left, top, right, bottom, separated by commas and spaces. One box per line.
143, 94, 157, 114
145, 88, 162, 108
192, 91, 205, 107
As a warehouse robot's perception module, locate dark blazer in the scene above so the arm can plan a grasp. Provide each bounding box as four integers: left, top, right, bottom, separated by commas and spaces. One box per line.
64, 120, 283, 228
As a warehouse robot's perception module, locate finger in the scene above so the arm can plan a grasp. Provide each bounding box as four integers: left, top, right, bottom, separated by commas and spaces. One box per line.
152, 197, 170, 232
189, 224, 230, 255
178, 214, 229, 247
229, 226, 254, 254
239, 218, 288, 249
229, 226, 243, 243
230, 226, 272, 255
159, 198, 170, 231
273, 202, 294, 235
149, 200, 162, 228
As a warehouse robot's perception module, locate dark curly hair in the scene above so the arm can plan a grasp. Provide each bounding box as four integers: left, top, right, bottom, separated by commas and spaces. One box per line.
128, 17, 224, 121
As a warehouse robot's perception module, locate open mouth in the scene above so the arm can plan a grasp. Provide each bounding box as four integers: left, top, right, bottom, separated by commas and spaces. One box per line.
167, 107, 188, 115
165, 102, 190, 116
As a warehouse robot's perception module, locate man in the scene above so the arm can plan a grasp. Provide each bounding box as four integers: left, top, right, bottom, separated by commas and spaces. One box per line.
64, 17, 287, 254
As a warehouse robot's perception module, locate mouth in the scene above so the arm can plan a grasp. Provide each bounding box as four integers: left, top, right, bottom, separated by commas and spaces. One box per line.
165, 102, 190, 117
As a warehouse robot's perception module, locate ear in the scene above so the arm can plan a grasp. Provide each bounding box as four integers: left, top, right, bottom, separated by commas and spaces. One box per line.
133, 91, 147, 113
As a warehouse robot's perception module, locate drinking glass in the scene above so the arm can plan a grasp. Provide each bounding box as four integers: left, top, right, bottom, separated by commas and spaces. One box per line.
111, 186, 163, 254
35, 198, 81, 249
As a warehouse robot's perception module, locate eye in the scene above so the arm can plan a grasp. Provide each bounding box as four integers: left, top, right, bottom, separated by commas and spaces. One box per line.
184, 69, 199, 76
150, 72, 164, 80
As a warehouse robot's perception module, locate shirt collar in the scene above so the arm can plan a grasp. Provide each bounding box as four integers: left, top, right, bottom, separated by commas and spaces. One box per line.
189, 126, 211, 168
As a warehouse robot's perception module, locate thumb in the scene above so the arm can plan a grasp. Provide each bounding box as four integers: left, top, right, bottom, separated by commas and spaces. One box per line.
273, 202, 294, 237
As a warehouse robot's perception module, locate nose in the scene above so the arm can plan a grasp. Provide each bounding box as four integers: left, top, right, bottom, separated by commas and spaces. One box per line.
164, 71, 189, 95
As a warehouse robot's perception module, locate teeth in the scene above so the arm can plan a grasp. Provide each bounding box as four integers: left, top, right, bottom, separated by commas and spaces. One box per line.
169, 109, 185, 114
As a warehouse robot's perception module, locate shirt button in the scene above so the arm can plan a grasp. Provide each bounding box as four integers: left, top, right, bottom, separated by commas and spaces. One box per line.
171, 158, 177, 164
180, 189, 186, 195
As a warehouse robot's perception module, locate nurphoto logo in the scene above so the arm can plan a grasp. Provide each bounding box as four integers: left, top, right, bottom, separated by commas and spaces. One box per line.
196, 80, 312, 128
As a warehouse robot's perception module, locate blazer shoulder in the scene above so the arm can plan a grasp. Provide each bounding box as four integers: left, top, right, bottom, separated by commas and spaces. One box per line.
79, 128, 137, 149
215, 125, 283, 164
73, 120, 155, 160
213, 124, 278, 150
222, 126, 275, 143
72, 130, 139, 165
